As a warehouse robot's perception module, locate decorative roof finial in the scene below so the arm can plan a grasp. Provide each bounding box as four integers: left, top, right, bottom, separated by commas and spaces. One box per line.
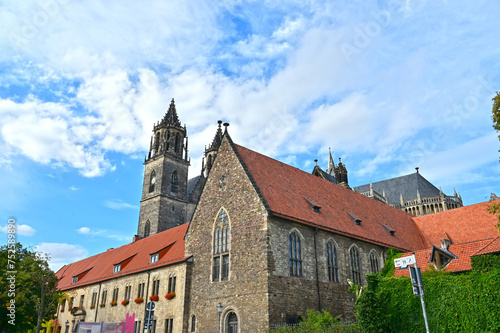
314, 159, 318, 166
223, 122, 229, 133
415, 167, 419, 174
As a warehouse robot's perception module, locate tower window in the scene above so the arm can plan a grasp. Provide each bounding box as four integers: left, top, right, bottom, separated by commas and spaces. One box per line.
171, 171, 179, 193
144, 220, 151, 238
149, 170, 156, 193
289, 231, 303, 277
213, 209, 230, 282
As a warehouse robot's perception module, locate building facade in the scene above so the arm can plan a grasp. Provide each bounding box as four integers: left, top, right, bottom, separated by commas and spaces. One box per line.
55, 102, 498, 333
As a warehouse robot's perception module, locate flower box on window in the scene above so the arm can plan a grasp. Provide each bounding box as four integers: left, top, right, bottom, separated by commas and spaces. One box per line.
134, 297, 144, 304
90, 305, 96, 309
165, 292, 176, 300
121, 299, 129, 306
110, 301, 118, 307
68, 306, 73, 311
150, 295, 159, 302
60, 308, 65, 312
99, 303, 105, 308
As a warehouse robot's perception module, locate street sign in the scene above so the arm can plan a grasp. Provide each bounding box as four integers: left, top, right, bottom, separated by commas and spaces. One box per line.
409, 266, 420, 296
394, 254, 416, 268
146, 301, 155, 311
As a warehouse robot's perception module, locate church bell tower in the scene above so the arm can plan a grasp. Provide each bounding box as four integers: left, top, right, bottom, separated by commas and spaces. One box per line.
137, 99, 190, 238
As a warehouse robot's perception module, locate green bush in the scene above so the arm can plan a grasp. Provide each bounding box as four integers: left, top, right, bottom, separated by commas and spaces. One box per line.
270, 310, 359, 333
356, 267, 500, 332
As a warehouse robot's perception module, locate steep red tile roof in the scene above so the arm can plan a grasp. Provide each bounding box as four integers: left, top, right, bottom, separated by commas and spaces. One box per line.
393, 238, 496, 277
56, 224, 190, 291
473, 237, 500, 256
413, 200, 499, 247
233, 143, 427, 252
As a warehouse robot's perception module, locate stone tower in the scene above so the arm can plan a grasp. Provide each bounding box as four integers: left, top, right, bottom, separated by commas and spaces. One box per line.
137, 99, 191, 238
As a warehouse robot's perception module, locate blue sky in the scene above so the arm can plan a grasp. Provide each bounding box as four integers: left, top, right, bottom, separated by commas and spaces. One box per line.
1, 0, 499, 271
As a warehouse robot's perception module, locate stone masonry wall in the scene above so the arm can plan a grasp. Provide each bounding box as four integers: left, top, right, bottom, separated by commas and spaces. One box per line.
57, 262, 189, 333
268, 217, 386, 324
185, 137, 271, 333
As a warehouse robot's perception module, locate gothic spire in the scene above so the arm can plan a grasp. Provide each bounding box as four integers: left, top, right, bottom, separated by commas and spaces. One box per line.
161, 98, 181, 127
326, 147, 336, 175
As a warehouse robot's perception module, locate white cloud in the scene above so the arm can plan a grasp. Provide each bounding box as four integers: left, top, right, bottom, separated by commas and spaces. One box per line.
76, 227, 93, 235
35, 243, 88, 272
69, 186, 78, 191
103, 199, 138, 210
0, 223, 35, 236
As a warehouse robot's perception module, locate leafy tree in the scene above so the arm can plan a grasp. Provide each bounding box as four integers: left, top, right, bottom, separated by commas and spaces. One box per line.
0, 243, 62, 333
492, 91, 500, 138
490, 92, 500, 235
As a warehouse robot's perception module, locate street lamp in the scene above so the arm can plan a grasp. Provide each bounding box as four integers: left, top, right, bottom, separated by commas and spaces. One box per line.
217, 303, 223, 333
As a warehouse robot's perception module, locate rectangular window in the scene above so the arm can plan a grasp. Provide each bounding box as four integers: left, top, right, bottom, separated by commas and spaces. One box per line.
124, 286, 131, 300
101, 290, 107, 304
114, 264, 121, 273
152, 320, 157, 333
152, 280, 160, 296
72, 276, 78, 284
221, 255, 229, 280
112, 288, 119, 302
69, 297, 74, 309
213, 257, 220, 281
150, 253, 159, 263
91, 292, 97, 307
168, 276, 176, 293
134, 321, 141, 333
165, 319, 173, 333
137, 283, 145, 298
80, 295, 85, 307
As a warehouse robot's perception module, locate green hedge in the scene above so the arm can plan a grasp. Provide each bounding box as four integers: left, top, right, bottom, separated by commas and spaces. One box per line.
356, 266, 500, 332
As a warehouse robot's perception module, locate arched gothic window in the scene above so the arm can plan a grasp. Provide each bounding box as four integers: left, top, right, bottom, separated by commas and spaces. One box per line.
369, 251, 379, 273
191, 315, 196, 332
350, 246, 362, 285
171, 171, 179, 193
326, 241, 339, 282
175, 133, 179, 153
144, 220, 151, 238
227, 312, 238, 333
149, 170, 156, 193
213, 209, 230, 281
289, 231, 302, 277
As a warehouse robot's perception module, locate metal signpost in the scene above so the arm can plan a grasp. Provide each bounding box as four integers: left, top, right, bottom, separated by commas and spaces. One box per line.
144, 301, 155, 332
395, 254, 430, 333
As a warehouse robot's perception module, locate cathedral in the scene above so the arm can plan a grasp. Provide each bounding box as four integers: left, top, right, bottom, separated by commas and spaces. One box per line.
312, 149, 463, 216
54, 101, 499, 333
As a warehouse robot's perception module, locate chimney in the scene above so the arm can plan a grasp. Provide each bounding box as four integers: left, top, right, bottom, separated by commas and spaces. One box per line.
440, 238, 451, 250
133, 235, 142, 243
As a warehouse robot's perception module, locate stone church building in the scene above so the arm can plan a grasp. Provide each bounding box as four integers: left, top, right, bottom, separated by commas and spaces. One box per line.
55, 101, 498, 333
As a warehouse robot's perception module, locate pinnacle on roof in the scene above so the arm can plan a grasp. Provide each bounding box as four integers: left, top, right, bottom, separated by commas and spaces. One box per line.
207, 120, 224, 152
161, 98, 181, 127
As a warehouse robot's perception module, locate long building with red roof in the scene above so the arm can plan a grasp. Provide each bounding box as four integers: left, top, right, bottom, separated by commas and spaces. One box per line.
55, 104, 499, 333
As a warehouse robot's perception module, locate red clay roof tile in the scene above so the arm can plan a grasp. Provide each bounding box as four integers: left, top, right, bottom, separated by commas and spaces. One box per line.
413, 200, 499, 247
234, 144, 427, 252
56, 224, 189, 291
